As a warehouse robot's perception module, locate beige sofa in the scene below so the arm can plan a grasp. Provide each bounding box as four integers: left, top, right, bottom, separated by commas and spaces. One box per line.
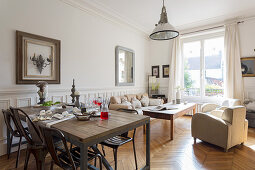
192, 101, 248, 152
109, 93, 164, 115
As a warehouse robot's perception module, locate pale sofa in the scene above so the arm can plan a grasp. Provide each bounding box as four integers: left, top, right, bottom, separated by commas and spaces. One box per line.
109, 93, 164, 115
192, 99, 248, 152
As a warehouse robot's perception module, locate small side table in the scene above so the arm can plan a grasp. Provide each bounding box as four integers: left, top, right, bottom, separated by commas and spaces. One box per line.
246, 111, 255, 128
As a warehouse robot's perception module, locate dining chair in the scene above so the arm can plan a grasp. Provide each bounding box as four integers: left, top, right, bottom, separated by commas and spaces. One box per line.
10, 107, 48, 170
39, 125, 103, 170
100, 108, 138, 170
2, 109, 28, 168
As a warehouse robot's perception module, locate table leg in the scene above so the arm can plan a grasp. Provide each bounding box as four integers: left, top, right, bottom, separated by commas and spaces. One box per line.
193, 105, 196, 115
80, 143, 88, 170
170, 118, 174, 140
141, 122, 150, 170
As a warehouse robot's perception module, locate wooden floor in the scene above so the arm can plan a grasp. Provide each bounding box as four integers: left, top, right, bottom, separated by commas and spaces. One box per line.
1, 116, 255, 170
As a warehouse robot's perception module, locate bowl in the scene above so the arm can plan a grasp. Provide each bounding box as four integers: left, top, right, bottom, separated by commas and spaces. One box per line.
75, 114, 90, 121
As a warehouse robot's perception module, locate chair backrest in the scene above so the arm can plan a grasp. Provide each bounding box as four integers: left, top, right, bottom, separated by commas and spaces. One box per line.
2, 109, 17, 135
39, 126, 76, 170
10, 107, 43, 145
222, 99, 241, 107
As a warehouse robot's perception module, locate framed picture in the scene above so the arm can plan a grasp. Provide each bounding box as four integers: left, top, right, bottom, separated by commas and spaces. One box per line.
162, 65, 169, 78
16, 31, 60, 84
241, 57, 255, 77
152, 65, 159, 78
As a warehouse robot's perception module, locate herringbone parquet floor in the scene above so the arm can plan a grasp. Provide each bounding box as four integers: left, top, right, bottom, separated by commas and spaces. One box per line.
1, 116, 255, 170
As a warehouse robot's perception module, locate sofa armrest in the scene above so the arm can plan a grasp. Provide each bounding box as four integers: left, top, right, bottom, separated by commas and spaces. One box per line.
201, 103, 220, 113
109, 104, 132, 110
192, 113, 230, 148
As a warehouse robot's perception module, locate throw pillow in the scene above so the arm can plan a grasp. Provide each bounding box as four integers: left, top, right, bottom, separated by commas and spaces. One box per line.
125, 94, 137, 102
121, 97, 132, 106
140, 96, 149, 107
110, 96, 121, 104
131, 97, 142, 109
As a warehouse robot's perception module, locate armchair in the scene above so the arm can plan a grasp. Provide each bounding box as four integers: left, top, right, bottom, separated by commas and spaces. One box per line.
192, 106, 248, 152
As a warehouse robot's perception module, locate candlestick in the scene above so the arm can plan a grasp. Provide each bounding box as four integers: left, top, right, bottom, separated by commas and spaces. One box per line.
70, 79, 76, 103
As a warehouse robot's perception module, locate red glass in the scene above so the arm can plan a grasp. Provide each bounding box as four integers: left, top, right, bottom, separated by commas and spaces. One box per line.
100, 111, 108, 120
97, 102, 102, 106
93, 100, 98, 105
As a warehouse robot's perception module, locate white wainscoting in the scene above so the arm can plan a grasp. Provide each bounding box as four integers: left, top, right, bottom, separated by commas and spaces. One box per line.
0, 86, 146, 156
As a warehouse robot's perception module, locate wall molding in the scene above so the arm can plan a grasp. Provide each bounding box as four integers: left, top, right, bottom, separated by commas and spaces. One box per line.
59, 0, 149, 36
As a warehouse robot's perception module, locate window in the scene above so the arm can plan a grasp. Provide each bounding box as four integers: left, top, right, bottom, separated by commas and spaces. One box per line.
182, 32, 224, 98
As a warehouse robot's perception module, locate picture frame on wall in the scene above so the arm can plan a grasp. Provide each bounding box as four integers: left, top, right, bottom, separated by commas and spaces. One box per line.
241, 57, 255, 77
152, 65, 159, 78
16, 31, 61, 84
162, 65, 169, 78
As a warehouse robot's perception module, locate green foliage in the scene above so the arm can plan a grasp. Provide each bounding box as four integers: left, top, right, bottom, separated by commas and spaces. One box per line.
41, 101, 61, 106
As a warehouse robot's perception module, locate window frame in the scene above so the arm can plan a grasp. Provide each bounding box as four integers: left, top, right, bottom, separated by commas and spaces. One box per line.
180, 31, 225, 103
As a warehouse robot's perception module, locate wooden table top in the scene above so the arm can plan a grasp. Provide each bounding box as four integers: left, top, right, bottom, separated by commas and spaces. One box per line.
18, 106, 150, 144
143, 103, 196, 115
52, 110, 150, 144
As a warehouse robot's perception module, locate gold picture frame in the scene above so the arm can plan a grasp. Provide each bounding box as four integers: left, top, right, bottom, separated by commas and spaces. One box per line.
241, 57, 255, 77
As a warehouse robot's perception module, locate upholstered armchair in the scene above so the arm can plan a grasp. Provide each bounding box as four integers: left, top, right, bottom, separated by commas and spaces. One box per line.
192, 106, 248, 152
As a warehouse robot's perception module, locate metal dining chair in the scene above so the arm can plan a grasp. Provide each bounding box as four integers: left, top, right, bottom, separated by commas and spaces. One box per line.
39, 125, 103, 170
100, 108, 138, 170
2, 109, 27, 168
10, 107, 48, 170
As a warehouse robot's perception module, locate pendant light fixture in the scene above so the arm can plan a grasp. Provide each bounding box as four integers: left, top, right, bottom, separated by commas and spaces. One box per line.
150, 0, 179, 40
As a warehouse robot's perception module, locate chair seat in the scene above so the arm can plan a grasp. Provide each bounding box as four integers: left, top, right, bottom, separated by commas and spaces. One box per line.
101, 136, 133, 147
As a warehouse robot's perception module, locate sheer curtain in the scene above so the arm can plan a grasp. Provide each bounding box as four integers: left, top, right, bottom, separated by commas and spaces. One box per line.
224, 23, 244, 101
168, 37, 183, 102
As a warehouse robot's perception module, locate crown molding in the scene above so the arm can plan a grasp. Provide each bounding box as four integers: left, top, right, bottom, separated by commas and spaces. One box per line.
58, 0, 150, 36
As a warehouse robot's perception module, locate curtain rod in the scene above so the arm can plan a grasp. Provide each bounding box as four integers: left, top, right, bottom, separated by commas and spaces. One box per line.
180, 21, 244, 36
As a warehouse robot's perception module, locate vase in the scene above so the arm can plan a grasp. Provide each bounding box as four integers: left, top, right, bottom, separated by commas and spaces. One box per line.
176, 90, 181, 104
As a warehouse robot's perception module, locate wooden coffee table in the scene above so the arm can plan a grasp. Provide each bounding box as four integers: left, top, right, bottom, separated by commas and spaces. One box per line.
143, 103, 196, 140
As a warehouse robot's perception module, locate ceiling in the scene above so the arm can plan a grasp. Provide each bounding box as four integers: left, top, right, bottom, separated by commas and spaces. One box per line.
82, 0, 255, 33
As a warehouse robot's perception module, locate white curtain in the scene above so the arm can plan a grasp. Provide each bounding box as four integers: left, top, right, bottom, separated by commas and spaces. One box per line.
168, 37, 182, 102
224, 24, 244, 101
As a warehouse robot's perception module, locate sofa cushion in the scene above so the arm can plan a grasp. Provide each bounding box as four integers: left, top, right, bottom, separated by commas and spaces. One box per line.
136, 93, 149, 100
131, 97, 142, 109
125, 94, 137, 102
140, 96, 149, 107
109, 103, 132, 110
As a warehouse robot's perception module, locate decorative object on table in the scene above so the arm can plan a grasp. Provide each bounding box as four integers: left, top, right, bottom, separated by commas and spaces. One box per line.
115, 46, 135, 86
241, 57, 255, 77
175, 86, 185, 104
16, 31, 60, 84
74, 91, 80, 108
75, 113, 91, 121
70, 79, 76, 103
162, 65, 169, 78
149, 0, 179, 40
36, 81, 48, 104
152, 66, 159, 78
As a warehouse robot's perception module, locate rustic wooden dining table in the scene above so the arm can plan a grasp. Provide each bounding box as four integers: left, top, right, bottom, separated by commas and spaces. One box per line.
14, 106, 151, 170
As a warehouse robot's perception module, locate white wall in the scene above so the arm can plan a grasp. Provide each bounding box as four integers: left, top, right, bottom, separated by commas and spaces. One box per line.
239, 19, 255, 99
0, 0, 149, 155
148, 40, 173, 96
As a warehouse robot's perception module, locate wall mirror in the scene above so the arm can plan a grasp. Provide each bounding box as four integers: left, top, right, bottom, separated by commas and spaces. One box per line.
115, 46, 135, 86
